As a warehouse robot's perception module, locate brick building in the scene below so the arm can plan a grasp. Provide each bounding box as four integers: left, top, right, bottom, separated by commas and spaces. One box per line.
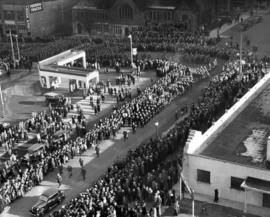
0, 0, 80, 39
72, 0, 216, 37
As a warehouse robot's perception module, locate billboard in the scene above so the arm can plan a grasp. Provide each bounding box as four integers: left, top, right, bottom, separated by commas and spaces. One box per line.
29, 2, 43, 13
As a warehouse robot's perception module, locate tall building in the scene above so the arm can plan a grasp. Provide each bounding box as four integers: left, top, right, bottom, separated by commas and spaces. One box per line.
0, 0, 80, 39
72, 0, 215, 36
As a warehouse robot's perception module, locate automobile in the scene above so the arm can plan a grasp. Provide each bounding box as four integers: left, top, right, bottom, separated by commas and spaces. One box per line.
15, 142, 45, 166
52, 126, 71, 144
44, 92, 65, 107
30, 188, 65, 216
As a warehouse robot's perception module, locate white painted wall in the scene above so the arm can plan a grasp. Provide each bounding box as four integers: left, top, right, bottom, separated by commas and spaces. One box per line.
183, 154, 270, 207
39, 69, 99, 89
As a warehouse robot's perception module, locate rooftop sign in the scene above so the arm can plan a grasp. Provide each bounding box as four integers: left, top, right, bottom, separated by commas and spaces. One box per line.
29, 2, 43, 13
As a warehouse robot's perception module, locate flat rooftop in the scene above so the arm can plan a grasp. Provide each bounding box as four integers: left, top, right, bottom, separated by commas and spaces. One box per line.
39, 49, 85, 67
199, 82, 270, 169
56, 50, 84, 62
40, 65, 96, 77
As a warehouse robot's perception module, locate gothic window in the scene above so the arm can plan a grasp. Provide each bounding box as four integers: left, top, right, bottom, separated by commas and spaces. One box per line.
119, 4, 133, 20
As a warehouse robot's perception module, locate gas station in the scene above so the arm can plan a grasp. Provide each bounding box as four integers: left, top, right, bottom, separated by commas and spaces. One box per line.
34, 49, 99, 90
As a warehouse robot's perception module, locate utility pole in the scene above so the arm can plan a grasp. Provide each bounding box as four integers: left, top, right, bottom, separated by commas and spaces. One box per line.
9, 30, 16, 68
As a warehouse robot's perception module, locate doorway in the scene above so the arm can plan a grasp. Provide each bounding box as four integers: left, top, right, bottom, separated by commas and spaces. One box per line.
77, 23, 82, 34
263, 193, 270, 208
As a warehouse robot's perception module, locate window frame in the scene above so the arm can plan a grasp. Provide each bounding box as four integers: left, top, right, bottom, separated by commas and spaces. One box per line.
230, 176, 244, 191
197, 169, 211, 184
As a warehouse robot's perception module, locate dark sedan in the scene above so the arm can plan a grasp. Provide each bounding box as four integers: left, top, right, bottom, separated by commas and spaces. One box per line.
30, 188, 65, 217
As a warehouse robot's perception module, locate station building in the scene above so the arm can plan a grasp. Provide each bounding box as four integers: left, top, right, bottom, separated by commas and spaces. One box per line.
72, 0, 216, 37
0, 0, 80, 39
183, 72, 270, 212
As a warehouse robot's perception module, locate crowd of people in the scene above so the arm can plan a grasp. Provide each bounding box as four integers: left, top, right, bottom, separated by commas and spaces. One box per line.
0, 18, 268, 217
0, 23, 236, 73
50, 59, 264, 217
0, 55, 211, 209
0, 52, 265, 216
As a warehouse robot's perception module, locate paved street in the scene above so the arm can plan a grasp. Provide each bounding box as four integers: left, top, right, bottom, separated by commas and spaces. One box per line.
0, 62, 222, 217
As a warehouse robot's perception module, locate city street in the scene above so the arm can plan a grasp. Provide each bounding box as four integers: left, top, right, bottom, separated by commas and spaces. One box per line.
0, 64, 223, 217
1, 2, 270, 217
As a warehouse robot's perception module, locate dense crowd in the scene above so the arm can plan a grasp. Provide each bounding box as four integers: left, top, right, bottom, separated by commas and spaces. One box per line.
0, 24, 235, 72
0, 20, 268, 216
0, 56, 263, 216
50, 60, 264, 217
0, 57, 211, 209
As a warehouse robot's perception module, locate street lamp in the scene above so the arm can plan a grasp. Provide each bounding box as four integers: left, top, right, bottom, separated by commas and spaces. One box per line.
239, 33, 243, 80
128, 34, 133, 68
155, 122, 159, 138
14, 35, 20, 62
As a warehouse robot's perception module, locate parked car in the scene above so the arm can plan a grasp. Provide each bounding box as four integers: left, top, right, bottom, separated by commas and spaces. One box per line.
44, 92, 65, 107
15, 142, 45, 166
30, 188, 65, 217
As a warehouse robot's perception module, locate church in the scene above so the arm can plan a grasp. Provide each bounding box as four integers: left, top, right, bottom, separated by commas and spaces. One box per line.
72, 0, 216, 36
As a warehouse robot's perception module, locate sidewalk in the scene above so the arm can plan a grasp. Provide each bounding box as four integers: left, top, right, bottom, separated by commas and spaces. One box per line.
171, 181, 269, 217
209, 9, 270, 39
209, 12, 250, 39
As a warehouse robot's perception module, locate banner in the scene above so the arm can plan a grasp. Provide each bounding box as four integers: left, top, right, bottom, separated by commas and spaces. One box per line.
29, 2, 43, 13
132, 48, 137, 56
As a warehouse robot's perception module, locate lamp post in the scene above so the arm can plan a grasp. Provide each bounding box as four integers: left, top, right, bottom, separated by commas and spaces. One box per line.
239, 33, 243, 79
15, 34, 20, 62
155, 122, 159, 138
128, 34, 133, 68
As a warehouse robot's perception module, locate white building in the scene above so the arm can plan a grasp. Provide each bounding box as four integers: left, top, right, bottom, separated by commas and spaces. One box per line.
34, 49, 99, 89
183, 72, 270, 213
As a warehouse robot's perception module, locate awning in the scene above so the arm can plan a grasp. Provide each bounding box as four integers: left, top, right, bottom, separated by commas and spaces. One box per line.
241, 177, 270, 194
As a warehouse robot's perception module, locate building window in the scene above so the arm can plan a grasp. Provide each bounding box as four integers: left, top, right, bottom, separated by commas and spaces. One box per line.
231, 177, 244, 191
119, 4, 133, 20
197, 169, 210, 183
168, 12, 171, 20
4, 10, 15, 20
17, 11, 25, 21
18, 24, 27, 33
